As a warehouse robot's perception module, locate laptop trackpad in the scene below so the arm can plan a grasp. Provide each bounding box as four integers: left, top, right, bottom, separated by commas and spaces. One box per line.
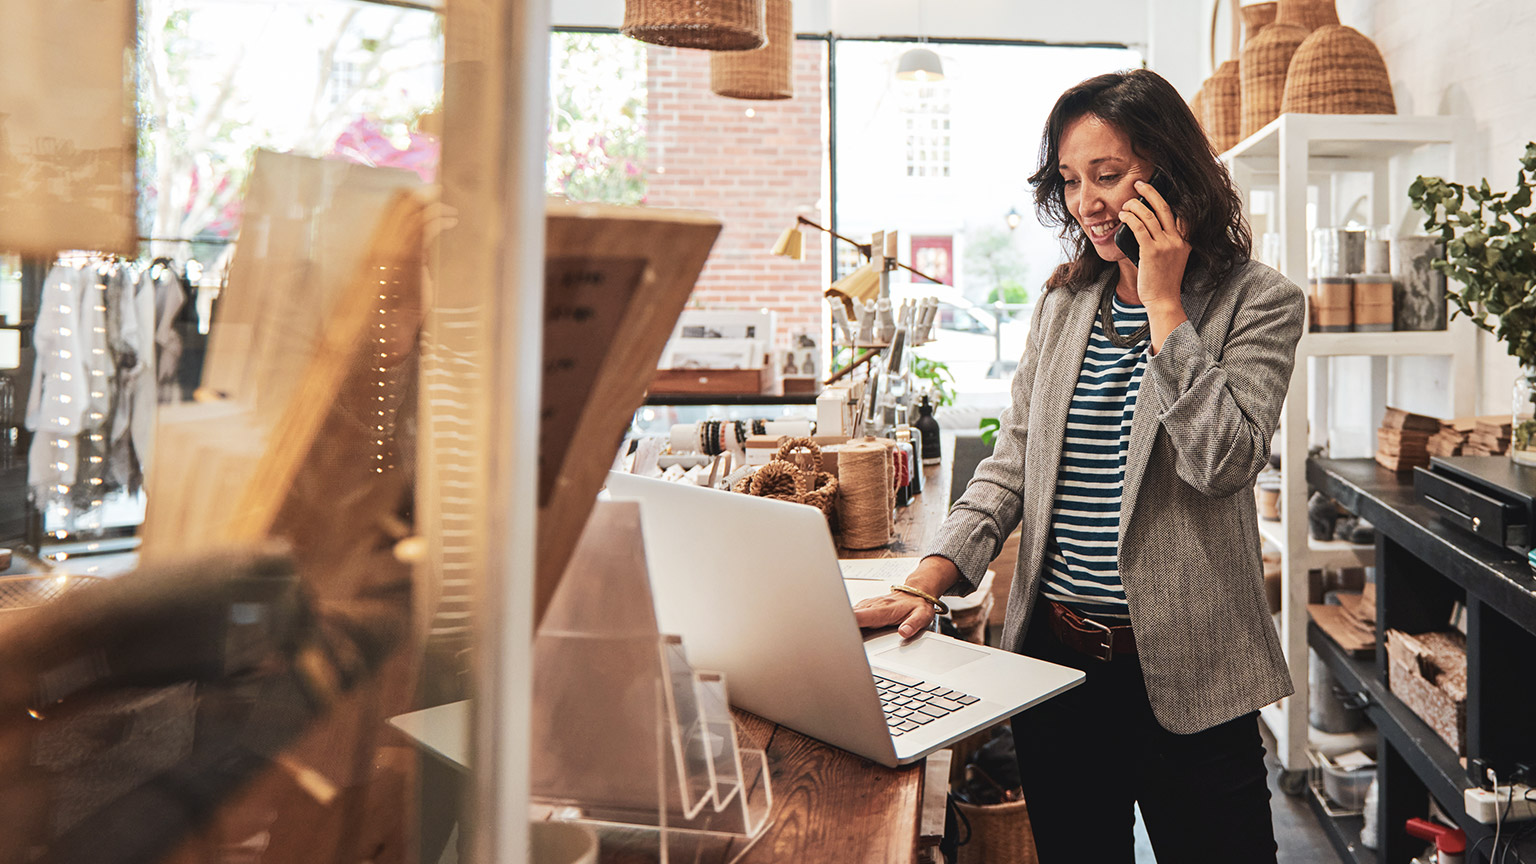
874, 637, 987, 676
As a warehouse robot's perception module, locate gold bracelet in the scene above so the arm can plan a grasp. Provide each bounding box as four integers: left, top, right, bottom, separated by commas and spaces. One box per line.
891, 584, 950, 615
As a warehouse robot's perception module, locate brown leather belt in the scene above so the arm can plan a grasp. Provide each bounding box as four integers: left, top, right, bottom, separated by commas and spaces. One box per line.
1048, 601, 1137, 661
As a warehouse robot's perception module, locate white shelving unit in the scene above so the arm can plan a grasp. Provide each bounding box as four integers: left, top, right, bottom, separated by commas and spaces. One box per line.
1223, 114, 1478, 778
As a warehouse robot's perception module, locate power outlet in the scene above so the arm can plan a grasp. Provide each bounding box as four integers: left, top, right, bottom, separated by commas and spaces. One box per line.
1465, 784, 1536, 823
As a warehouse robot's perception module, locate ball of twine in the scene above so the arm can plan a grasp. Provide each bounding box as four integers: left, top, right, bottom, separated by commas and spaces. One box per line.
838, 439, 891, 549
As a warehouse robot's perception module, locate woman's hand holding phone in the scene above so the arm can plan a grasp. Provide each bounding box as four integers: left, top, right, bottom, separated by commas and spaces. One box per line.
1117, 174, 1191, 312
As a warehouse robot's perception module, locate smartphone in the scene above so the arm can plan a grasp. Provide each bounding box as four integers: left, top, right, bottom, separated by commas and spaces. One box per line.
1113, 169, 1178, 266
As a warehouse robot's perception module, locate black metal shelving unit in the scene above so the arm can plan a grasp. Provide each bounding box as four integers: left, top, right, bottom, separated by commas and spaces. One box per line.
1308, 457, 1536, 863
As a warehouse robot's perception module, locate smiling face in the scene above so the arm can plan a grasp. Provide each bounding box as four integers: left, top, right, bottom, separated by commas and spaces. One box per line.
1057, 113, 1152, 263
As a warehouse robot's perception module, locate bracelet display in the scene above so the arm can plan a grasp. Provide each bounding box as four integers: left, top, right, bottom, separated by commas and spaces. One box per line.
890, 583, 950, 616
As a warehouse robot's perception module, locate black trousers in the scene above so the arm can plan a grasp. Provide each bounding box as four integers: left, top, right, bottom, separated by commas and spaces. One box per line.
1009, 611, 1279, 864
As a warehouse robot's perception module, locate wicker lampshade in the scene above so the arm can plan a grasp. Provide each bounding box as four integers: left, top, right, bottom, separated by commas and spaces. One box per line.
1205, 60, 1243, 153
1240, 16, 1307, 138
711, 0, 792, 99
1274, 0, 1339, 31
623, 0, 766, 51
1243, 2, 1279, 35
1282, 25, 1396, 116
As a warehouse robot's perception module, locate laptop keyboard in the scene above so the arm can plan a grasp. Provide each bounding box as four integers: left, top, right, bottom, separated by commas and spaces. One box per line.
873, 668, 980, 736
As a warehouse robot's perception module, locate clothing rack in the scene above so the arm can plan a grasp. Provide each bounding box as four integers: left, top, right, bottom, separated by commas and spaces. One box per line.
136, 236, 235, 246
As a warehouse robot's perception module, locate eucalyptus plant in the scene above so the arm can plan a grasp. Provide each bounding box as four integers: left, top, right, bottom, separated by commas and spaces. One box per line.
1408, 142, 1536, 368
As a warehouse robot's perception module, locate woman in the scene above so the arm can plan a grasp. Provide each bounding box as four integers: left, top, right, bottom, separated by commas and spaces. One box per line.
854, 69, 1304, 862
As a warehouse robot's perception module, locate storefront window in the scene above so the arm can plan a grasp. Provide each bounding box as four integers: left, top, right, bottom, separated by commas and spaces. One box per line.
833, 39, 1141, 398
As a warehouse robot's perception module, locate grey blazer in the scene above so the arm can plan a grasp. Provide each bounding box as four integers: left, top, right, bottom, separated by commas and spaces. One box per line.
928, 258, 1305, 735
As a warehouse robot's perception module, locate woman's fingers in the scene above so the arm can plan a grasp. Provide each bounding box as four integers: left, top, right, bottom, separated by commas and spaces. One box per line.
1120, 198, 1162, 242
1136, 179, 1178, 234
897, 604, 934, 639
854, 593, 934, 638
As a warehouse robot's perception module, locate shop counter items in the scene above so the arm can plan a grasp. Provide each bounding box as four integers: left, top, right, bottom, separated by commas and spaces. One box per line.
606, 471, 1083, 768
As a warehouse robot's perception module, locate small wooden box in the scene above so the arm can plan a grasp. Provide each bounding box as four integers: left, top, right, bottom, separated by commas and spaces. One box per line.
782, 374, 819, 396
650, 367, 775, 397
745, 434, 847, 473
1386, 628, 1467, 755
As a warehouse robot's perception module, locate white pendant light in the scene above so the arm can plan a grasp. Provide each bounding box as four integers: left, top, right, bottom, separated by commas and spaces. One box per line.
896, 47, 943, 82
896, 0, 943, 82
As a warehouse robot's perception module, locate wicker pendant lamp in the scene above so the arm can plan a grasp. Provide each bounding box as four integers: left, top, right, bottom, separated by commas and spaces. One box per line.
1282, 24, 1396, 116
623, 0, 767, 51
711, 0, 793, 99
1239, 0, 1308, 138
1205, 2, 1273, 153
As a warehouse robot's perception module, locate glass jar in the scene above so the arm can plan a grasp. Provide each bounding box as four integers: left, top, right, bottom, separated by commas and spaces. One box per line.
1514, 364, 1536, 466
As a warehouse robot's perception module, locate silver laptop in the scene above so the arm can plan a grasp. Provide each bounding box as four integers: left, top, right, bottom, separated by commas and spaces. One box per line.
605, 472, 1084, 768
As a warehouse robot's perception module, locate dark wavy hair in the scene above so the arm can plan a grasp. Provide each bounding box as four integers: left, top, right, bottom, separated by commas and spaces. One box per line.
1029, 69, 1251, 292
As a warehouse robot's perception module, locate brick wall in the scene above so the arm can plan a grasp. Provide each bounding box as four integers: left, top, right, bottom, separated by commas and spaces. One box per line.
644, 40, 827, 353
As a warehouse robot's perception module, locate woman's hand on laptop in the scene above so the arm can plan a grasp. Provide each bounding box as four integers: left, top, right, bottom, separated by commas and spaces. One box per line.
852, 556, 962, 639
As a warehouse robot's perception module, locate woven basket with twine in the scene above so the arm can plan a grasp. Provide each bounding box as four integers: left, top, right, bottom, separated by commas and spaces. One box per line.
733, 437, 838, 521
623, 0, 767, 51
1282, 24, 1396, 116
711, 0, 793, 99
955, 797, 1038, 864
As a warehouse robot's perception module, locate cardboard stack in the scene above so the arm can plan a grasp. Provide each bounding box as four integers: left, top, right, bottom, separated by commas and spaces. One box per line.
1463, 417, 1513, 456
1426, 417, 1473, 458
1309, 582, 1377, 658
1376, 407, 1438, 472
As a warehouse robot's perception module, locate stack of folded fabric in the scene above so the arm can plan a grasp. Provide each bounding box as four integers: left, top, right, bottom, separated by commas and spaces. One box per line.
1376, 407, 1438, 472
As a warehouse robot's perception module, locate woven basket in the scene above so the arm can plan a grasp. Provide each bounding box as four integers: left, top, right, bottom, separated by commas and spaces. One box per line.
1275, 0, 1339, 30
1201, 2, 1270, 154
733, 436, 838, 521
711, 0, 793, 99
1282, 25, 1396, 116
1243, 2, 1279, 37
1240, 15, 1307, 138
0, 573, 101, 612
622, 0, 766, 51
1189, 85, 1207, 134
1204, 61, 1242, 153
955, 797, 1038, 864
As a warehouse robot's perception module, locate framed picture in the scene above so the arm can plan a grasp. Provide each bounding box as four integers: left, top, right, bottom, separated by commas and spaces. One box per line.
661, 337, 761, 370
670, 309, 776, 346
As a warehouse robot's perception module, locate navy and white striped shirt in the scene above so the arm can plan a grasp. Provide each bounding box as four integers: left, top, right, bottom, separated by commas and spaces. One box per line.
1041, 294, 1149, 621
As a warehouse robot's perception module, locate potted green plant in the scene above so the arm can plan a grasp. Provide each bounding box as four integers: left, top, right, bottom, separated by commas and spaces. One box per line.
1409, 142, 1536, 464
909, 355, 957, 408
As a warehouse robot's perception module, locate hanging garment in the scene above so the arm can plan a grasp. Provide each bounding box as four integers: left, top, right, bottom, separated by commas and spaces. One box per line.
26, 266, 95, 503
104, 265, 145, 491
129, 265, 160, 483
148, 266, 186, 403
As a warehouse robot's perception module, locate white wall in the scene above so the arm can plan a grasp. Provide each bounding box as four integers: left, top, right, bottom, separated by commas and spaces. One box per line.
552, 0, 1207, 94
1334, 0, 1536, 416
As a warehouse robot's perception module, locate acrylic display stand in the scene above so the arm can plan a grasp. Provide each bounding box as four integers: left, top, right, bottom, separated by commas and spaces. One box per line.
531, 501, 772, 863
